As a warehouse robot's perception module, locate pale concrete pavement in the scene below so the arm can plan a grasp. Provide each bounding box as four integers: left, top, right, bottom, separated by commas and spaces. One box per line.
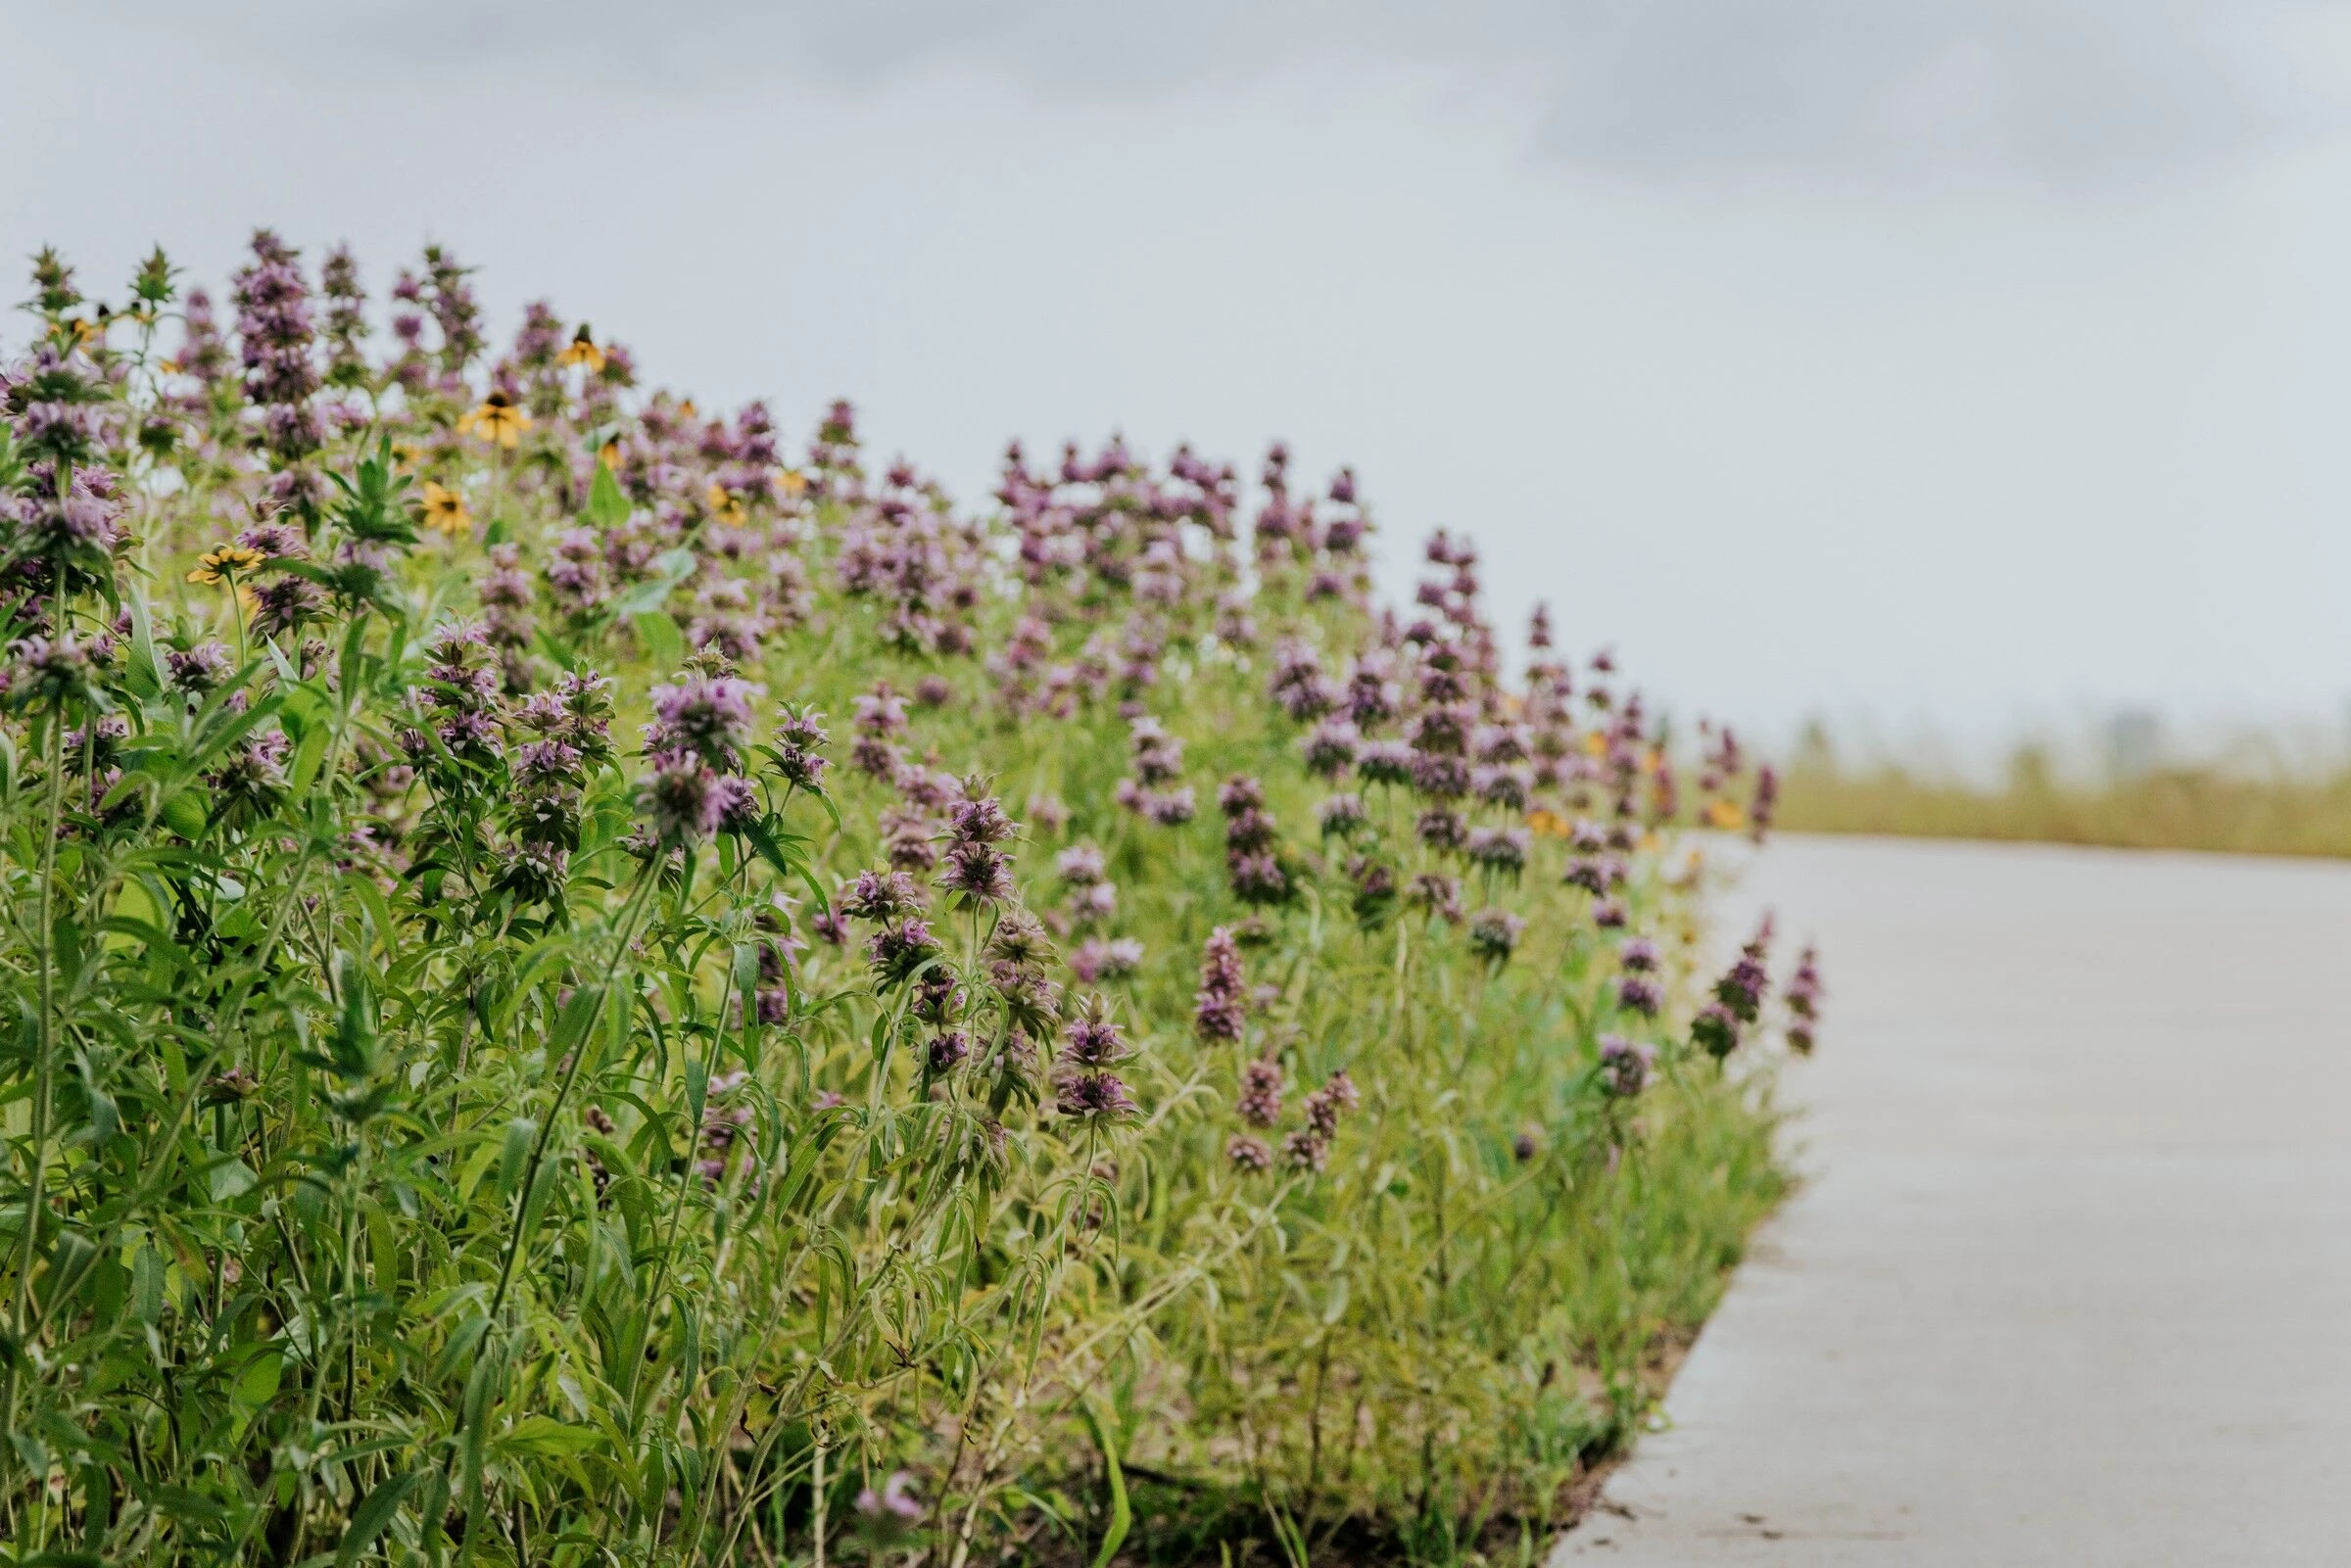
1556, 834, 2351, 1566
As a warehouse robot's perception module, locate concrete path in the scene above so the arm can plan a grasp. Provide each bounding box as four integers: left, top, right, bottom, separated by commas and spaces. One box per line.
1555, 834, 2351, 1566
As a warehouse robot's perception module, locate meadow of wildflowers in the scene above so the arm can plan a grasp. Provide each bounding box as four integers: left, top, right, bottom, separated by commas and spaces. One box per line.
0, 236, 1810, 1567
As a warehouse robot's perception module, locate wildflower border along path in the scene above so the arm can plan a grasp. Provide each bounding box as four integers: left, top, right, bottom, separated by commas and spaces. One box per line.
0, 239, 1803, 1566
1556, 833, 2351, 1566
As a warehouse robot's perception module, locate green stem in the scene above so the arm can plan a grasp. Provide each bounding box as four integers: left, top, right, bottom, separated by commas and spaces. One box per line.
3, 700, 70, 1449
486, 864, 656, 1323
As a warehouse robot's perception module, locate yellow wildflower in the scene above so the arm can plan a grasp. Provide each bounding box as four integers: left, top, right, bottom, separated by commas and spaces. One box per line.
1525, 808, 1566, 839
555, 324, 606, 372
1582, 732, 1608, 758
774, 468, 808, 499
705, 483, 747, 527
1703, 799, 1746, 831
421, 482, 471, 536
456, 390, 531, 449
185, 542, 267, 585
599, 439, 622, 471
678, 399, 697, 419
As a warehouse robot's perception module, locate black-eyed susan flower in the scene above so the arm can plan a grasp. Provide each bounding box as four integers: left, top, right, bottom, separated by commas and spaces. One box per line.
555, 324, 606, 372
773, 468, 808, 500
456, 390, 531, 449
598, 438, 622, 471
421, 481, 472, 536
704, 482, 747, 527
186, 542, 267, 585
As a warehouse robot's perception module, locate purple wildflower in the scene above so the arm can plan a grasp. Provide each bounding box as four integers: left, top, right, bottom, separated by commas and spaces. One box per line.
1056, 1071, 1138, 1122
645, 674, 758, 770
249, 575, 327, 640
1468, 910, 1526, 965
769, 703, 830, 790
1617, 975, 1662, 1017
1598, 1033, 1656, 1097
841, 869, 924, 921
946, 791, 1016, 844
938, 839, 1017, 905
165, 641, 234, 694
856, 1472, 924, 1525
1692, 1001, 1740, 1059
1784, 943, 1823, 1055
1301, 717, 1360, 778
927, 1029, 972, 1073
1408, 873, 1463, 924
642, 749, 727, 843
1226, 1134, 1273, 1172
1465, 825, 1529, 876
1144, 786, 1196, 826
866, 917, 940, 984
1236, 1059, 1283, 1126
1318, 792, 1367, 836
1194, 927, 1247, 1042
1303, 1069, 1358, 1138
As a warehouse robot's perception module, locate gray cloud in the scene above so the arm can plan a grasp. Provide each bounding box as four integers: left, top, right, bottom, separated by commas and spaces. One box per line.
226, 0, 2351, 183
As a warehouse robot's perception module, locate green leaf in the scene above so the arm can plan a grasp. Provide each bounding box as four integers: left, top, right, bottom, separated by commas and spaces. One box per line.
232, 1347, 282, 1409
632, 609, 684, 675
129, 1245, 164, 1326
607, 547, 696, 621
549, 980, 607, 1063
140, 1483, 228, 1523
123, 594, 163, 701
1081, 1399, 1131, 1568
160, 788, 208, 838
206, 1157, 258, 1204
497, 1118, 539, 1202
584, 461, 630, 529
288, 718, 332, 797
742, 816, 833, 920
335, 1470, 420, 1568
332, 952, 379, 1083
493, 1414, 602, 1457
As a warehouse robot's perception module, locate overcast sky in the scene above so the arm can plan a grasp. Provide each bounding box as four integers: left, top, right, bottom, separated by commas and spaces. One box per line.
10, 1, 2351, 752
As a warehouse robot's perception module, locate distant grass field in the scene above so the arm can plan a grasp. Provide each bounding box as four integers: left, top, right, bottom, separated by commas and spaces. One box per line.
1775, 748, 2351, 859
